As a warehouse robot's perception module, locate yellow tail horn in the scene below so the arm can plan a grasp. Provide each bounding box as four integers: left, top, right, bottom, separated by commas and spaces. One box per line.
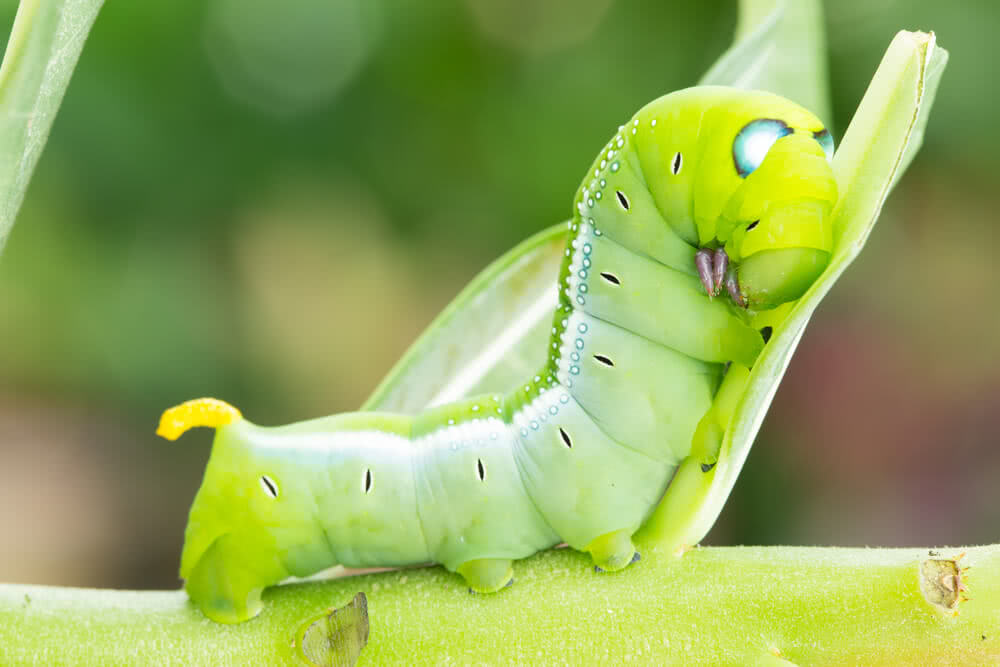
157, 398, 243, 441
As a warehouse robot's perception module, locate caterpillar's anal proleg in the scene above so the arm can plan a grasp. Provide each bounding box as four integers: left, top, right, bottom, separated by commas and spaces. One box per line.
163, 86, 837, 623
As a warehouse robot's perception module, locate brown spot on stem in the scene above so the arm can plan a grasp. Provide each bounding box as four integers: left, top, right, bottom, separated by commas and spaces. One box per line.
297, 592, 369, 666
919, 558, 968, 613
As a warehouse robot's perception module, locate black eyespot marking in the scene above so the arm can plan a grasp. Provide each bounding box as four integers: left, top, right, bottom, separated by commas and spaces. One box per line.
701, 462, 716, 473
260, 475, 279, 499
746, 220, 760, 231
671, 151, 683, 174
599, 272, 621, 285
615, 190, 630, 210
593, 354, 614, 367
558, 427, 573, 448
477, 458, 486, 481
760, 326, 773, 343
364, 468, 372, 493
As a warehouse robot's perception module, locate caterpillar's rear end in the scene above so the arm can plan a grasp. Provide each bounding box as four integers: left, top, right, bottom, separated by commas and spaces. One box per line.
159, 400, 340, 623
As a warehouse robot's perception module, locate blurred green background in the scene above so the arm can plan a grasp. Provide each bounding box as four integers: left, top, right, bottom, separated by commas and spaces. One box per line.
0, 0, 996, 590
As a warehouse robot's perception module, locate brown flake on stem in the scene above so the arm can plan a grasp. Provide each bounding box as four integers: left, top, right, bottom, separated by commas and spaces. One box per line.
919, 555, 969, 614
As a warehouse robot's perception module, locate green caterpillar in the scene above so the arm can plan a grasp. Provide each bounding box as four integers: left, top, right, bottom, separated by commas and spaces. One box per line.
159, 86, 837, 624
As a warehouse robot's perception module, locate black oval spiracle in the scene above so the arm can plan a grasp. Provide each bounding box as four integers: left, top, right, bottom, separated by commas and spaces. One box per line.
615, 190, 630, 210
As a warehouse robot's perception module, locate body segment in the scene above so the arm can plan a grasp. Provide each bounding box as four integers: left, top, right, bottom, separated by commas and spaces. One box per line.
161, 86, 838, 623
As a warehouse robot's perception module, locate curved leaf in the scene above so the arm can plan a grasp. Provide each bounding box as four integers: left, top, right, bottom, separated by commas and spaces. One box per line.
638, 31, 948, 553
362, 225, 567, 412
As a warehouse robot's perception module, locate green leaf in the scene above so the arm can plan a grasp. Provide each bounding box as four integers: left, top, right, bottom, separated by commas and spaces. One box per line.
364, 0, 826, 413
0, 0, 105, 254
362, 224, 568, 412
700, 0, 831, 126
637, 31, 948, 554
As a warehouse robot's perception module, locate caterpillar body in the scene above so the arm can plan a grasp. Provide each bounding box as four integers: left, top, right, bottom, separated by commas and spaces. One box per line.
160, 86, 837, 624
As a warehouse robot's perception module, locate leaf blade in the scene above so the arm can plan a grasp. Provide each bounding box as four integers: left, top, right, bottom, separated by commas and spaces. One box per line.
362, 224, 567, 412
0, 0, 105, 253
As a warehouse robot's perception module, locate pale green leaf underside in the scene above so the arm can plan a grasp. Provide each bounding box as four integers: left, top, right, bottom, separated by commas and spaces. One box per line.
0, 0, 105, 254
361, 224, 567, 412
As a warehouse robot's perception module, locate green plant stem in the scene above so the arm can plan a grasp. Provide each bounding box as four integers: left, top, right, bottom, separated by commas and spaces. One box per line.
0, 0, 103, 253
1, 544, 998, 665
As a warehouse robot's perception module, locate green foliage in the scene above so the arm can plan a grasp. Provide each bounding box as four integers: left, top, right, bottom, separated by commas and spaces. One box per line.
0, 0, 103, 253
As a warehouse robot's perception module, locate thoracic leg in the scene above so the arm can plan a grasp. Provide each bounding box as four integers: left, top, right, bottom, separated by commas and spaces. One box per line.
695, 247, 746, 307
457, 558, 514, 593
586, 528, 639, 572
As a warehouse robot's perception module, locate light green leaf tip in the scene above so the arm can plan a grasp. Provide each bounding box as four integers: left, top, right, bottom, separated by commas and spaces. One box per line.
0, 0, 105, 254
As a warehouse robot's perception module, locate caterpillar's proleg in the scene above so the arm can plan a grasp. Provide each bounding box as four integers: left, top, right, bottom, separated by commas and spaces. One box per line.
457, 558, 515, 593
587, 528, 638, 572
183, 532, 285, 624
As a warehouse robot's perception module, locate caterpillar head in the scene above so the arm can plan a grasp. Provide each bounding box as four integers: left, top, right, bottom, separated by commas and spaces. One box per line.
160, 399, 326, 623
639, 88, 838, 309
719, 109, 837, 309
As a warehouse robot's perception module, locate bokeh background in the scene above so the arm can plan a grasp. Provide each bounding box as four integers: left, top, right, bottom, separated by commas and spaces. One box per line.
0, 0, 996, 590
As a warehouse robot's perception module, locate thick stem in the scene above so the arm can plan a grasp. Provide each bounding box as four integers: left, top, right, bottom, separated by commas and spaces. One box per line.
1, 544, 997, 665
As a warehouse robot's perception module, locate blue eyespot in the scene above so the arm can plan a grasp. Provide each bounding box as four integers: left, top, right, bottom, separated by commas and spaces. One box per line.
733, 118, 793, 178
813, 128, 835, 161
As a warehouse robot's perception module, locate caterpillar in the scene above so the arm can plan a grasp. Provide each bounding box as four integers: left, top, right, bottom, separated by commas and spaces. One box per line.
159, 86, 837, 624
